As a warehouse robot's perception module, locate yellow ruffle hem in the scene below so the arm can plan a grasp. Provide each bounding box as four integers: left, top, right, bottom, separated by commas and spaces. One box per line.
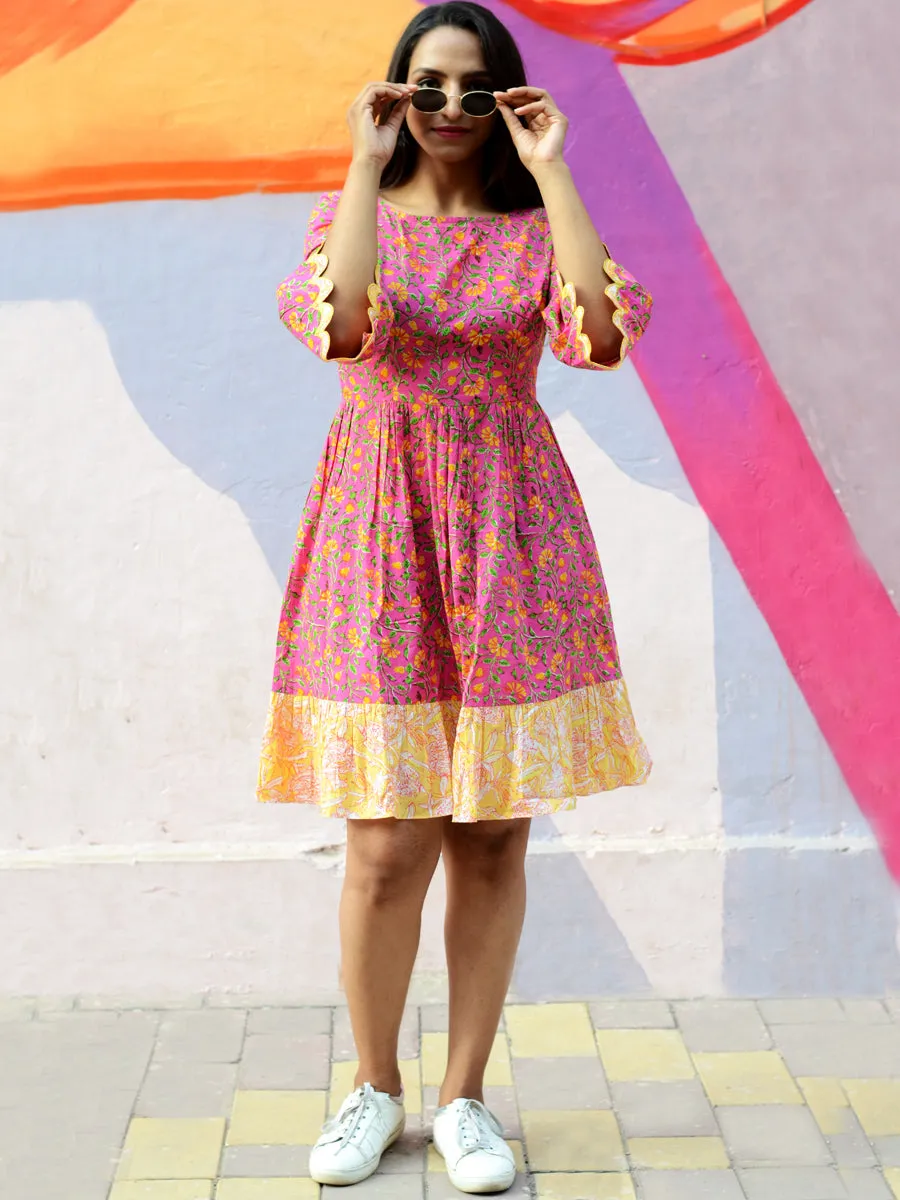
256, 679, 651, 822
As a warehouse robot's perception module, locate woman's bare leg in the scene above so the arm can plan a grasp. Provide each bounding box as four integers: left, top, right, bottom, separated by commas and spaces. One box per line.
438, 818, 531, 1105
341, 815, 446, 1095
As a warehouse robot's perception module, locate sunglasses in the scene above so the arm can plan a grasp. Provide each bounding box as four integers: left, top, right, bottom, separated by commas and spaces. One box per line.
409, 86, 498, 118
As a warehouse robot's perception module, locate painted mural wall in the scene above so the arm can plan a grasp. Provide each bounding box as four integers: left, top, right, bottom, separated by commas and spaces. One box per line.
1, 0, 898, 1000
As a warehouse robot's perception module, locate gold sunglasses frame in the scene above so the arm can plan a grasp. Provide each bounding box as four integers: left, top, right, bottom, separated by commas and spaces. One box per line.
409, 86, 498, 118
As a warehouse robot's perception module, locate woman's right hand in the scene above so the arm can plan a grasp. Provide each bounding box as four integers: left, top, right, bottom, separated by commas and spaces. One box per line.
348, 81, 417, 167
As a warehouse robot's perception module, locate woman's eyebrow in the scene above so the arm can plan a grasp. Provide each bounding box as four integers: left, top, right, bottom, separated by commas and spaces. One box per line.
411, 66, 491, 79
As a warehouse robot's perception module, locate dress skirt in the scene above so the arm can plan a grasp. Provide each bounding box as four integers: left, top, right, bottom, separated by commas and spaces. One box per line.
257, 392, 651, 821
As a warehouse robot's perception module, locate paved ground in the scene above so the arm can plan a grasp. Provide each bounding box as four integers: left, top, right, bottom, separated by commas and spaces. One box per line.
3, 995, 900, 1199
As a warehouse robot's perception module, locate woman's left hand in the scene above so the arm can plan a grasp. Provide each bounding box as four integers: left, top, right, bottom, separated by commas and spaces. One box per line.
494, 86, 567, 170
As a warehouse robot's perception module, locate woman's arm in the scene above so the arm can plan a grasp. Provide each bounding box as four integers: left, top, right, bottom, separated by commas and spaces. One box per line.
315, 160, 382, 359
316, 81, 415, 359
532, 161, 622, 364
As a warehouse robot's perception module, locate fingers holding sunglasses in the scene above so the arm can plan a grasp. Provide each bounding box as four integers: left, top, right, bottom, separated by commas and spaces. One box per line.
495, 86, 564, 117
349, 82, 416, 164
357, 81, 417, 115
380, 92, 414, 131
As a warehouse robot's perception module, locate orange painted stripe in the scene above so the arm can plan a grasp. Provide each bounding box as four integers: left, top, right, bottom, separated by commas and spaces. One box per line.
0, 152, 352, 213
0, 0, 138, 76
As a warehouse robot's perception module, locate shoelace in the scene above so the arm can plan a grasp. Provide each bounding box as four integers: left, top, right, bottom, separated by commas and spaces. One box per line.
456, 1099, 500, 1153
322, 1082, 374, 1147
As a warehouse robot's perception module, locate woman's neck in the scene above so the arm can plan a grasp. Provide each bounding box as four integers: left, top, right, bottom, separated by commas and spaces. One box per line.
383, 159, 497, 217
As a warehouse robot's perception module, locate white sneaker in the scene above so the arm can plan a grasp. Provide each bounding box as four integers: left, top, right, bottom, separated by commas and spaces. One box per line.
433, 1097, 517, 1194
309, 1081, 405, 1185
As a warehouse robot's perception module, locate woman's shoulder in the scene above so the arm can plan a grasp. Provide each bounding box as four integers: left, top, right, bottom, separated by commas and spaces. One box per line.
506, 204, 549, 235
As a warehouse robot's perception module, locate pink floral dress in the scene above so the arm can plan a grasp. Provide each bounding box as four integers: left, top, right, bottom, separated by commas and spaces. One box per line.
257, 190, 653, 821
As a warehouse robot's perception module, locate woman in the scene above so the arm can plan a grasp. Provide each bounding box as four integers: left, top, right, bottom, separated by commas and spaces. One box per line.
258, 1, 653, 1191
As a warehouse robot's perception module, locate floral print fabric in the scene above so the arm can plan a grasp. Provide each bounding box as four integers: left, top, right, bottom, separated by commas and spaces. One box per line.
258, 191, 653, 820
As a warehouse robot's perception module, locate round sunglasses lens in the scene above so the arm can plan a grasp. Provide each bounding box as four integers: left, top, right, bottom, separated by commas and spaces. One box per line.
411, 88, 446, 113
461, 91, 497, 117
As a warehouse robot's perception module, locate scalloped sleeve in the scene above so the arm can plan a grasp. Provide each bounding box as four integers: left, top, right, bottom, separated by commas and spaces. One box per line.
542, 244, 652, 370
276, 190, 393, 363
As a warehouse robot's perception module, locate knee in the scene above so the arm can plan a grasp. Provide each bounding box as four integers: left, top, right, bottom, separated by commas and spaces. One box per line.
346, 823, 441, 905
444, 822, 529, 886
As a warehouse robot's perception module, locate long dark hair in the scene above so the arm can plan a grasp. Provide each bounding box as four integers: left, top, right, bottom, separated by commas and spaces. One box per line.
380, 1, 543, 213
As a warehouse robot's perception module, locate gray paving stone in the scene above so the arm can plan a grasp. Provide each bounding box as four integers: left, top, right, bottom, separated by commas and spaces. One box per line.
0, 1010, 158, 1101
635, 1169, 745, 1199
378, 1126, 428, 1173
590, 1000, 674, 1029
220, 1144, 312, 1176
873, 1137, 900, 1167
333, 1005, 420, 1062
0, 1068, 134, 1195
135, 1059, 238, 1117
611, 1080, 718, 1138
0, 1138, 124, 1200
418, 1005, 507, 1034
238, 1032, 331, 1089
829, 1123, 880, 1169
423, 1085, 440, 1124
481, 1086, 522, 1139
246, 1006, 332, 1036
153, 1008, 246, 1062
738, 1167, 849, 1198
398, 1006, 421, 1059
322, 1173, 425, 1197
512, 1055, 610, 1110
674, 1000, 772, 1052
841, 1001, 891, 1025
420, 1004, 450, 1032
770, 1023, 900, 1077
838, 1169, 894, 1199
757, 999, 847, 1024
333, 1005, 357, 1061
427, 1171, 530, 1199
717, 1104, 832, 1166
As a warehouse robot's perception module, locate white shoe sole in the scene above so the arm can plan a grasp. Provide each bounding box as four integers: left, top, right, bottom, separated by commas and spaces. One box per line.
309, 1120, 404, 1186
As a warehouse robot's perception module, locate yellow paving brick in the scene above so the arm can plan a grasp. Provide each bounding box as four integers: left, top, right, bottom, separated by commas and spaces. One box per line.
594, 1030, 694, 1082
797, 1077, 852, 1134
215, 1182, 319, 1199
535, 1173, 637, 1199
627, 1137, 730, 1169
886, 1168, 900, 1199
427, 1139, 525, 1173
226, 1090, 326, 1146
692, 1052, 803, 1105
521, 1109, 626, 1172
328, 1058, 422, 1115
115, 1119, 225, 1181
842, 1079, 900, 1136
505, 1003, 597, 1058
110, 1185, 214, 1200
421, 1030, 512, 1086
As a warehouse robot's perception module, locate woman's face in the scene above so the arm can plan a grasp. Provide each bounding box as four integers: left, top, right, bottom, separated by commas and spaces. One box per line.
404, 26, 497, 164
